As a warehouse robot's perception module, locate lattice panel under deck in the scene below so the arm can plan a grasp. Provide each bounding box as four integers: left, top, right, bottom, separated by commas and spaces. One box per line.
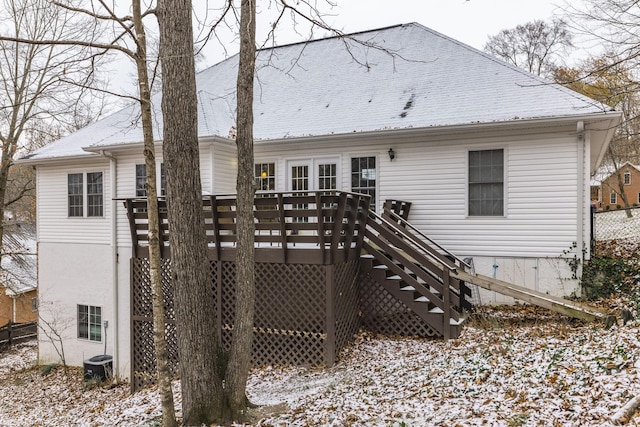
358, 271, 439, 338
333, 261, 361, 360
131, 258, 360, 391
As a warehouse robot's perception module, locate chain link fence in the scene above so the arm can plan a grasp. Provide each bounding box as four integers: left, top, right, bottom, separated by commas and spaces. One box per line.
592, 206, 640, 258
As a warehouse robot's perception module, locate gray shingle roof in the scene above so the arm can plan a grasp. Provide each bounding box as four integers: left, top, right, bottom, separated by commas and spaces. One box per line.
25, 23, 614, 161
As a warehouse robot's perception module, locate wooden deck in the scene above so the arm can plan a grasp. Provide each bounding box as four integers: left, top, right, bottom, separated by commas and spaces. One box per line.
124, 191, 371, 264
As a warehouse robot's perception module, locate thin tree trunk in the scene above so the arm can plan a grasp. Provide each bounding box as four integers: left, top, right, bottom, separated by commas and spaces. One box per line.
132, 0, 177, 425
609, 147, 633, 218
157, 0, 225, 423
225, 0, 256, 418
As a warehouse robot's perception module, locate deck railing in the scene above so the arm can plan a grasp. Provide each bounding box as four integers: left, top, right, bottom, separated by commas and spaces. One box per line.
124, 191, 371, 264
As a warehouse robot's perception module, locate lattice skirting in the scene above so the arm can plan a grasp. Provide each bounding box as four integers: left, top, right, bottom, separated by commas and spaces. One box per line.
358, 270, 439, 339
131, 258, 360, 391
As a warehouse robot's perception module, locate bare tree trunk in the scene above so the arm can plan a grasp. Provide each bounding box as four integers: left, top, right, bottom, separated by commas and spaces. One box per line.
225, 0, 256, 419
157, 0, 225, 423
132, 0, 177, 425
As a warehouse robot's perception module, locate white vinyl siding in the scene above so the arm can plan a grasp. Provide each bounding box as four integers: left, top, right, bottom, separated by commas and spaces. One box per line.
213, 142, 237, 194
37, 160, 111, 244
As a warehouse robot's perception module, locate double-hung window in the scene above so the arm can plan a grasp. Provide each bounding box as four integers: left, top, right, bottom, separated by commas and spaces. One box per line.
624, 171, 631, 185
468, 149, 504, 216
255, 162, 275, 191
351, 156, 376, 211
136, 163, 166, 197
68, 172, 103, 217
78, 304, 102, 342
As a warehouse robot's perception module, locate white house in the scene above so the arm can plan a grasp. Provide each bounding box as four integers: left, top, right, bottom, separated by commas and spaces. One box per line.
20, 23, 620, 378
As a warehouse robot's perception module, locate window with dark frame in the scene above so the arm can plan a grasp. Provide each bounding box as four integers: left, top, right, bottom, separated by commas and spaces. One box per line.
468, 149, 504, 216
624, 171, 631, 185
77, 304, 102, 342
610, 192, 617, 204
135, 164, 146, 197
351, 156, 376, 211
136, 163, 165, 197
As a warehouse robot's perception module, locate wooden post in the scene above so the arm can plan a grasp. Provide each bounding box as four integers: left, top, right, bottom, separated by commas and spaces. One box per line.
325, 265, 336, 366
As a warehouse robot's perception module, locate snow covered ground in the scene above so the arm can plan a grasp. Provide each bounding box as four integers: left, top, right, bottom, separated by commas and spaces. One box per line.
1, 305, 639, 426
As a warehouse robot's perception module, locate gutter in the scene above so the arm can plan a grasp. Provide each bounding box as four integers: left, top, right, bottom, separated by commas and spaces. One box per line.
576, 122, 585, 272
99, 150, 119, 379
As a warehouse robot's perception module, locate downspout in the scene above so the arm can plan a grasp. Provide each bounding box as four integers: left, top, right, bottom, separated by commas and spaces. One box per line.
576, 122, 585, 280
100, 150, 119, 377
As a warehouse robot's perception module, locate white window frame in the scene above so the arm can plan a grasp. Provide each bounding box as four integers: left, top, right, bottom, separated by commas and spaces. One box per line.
466, 147, 506, 217
68, 171, 104, 218
285, 157, 341, 192
77, 304, 102, 342
255, 162, 276, 192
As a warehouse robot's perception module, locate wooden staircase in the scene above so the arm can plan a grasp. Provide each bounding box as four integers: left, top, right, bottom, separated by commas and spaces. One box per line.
361, 200, 610, 339
361, 207, 472, 339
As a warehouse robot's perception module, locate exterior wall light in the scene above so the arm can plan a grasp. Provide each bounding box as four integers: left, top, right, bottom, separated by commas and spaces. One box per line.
388, 148, 395, 161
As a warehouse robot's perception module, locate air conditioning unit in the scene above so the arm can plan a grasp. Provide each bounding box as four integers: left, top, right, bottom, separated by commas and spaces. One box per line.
83, 354, 113, 381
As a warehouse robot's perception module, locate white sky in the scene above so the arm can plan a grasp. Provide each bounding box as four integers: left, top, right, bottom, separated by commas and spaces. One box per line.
192, 0, 565, 67
114, 0, 567, 96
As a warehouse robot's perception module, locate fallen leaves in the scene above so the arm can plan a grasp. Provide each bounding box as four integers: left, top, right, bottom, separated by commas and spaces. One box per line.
1, 306, 640, 426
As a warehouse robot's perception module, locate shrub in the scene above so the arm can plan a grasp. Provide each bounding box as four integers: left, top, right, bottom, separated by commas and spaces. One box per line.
581, 258, 640, 308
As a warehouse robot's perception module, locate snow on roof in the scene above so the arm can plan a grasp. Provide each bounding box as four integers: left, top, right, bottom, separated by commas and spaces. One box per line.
25, 23, 614, 161
1, 223, 36, 294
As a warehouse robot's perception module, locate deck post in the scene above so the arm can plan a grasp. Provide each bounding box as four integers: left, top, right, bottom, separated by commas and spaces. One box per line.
442, 268, 451, 340
325, 265, 336, 365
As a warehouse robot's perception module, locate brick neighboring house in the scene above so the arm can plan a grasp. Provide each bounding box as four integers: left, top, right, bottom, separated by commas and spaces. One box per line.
598, 162, 640, 211
0, 224, 37, 326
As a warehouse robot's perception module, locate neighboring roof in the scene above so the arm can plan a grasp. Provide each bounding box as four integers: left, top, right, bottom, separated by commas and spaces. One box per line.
1, 223, 36, 295
24, 22, 617, 162
595, 162, 640, 185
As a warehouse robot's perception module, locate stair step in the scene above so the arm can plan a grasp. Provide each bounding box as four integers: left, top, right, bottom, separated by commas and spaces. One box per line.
400, 285, 415, 291
429, 307, 444, 314
415, 296, 429, 303
361, 254, 375, 259
388, 275, 402, 280
373, 265, 388, 269
450, 317, 465, 326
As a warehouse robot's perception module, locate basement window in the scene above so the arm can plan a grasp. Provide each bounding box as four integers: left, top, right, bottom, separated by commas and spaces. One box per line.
78, 304, 102, 342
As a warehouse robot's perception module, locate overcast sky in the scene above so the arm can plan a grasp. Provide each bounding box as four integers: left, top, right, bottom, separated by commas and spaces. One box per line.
193, 0, 566, 68
114, 1, 568, 96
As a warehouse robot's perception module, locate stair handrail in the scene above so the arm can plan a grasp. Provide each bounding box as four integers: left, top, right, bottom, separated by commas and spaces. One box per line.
383, 209, 471, 270
366, 210, 464, 321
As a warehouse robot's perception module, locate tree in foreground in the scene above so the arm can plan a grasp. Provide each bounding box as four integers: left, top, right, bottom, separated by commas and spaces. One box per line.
225, 0, 257, 419
157, 0, 225, 423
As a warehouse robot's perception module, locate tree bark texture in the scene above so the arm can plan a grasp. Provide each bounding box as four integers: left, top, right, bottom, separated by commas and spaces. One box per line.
225, 0, 257, 418
157, 0, 225, 424
132, 0, 177, 425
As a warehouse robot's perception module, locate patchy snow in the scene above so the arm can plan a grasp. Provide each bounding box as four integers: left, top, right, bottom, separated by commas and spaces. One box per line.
1, 305, 640, 426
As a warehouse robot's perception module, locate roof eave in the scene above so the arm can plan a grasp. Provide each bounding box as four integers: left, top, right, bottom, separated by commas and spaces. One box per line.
254, 112, 622, 145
